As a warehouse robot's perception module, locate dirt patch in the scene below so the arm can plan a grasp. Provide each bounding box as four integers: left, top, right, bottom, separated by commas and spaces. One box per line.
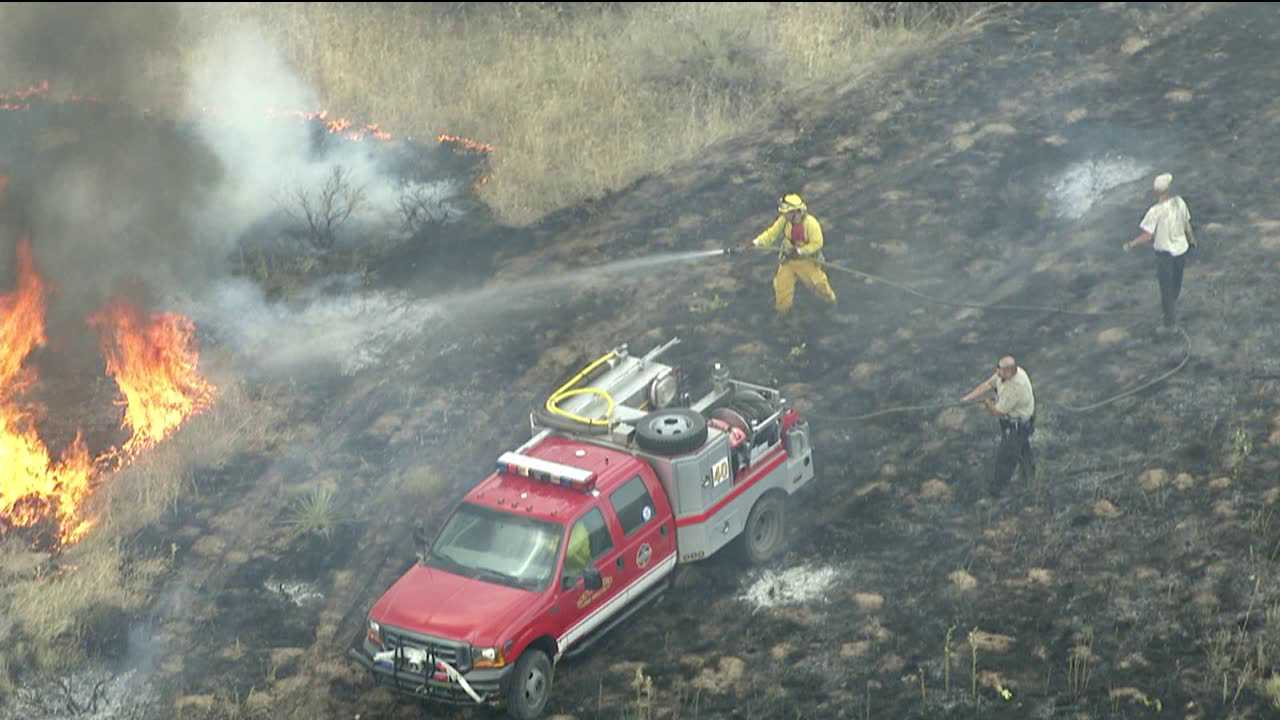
1097, 327, 1130, 347
1094, 499, 1122, 518
852, 593, 884, 612
1138, 468, 1169, 492
692, 656, 746, 694
920, 479, 952, 500
948, 570, 978, 592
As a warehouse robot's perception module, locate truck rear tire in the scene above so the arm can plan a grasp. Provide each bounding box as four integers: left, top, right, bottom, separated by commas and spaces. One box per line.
739, 493, 786, 564
634, 408, 708, 456
506, 649, 552, 720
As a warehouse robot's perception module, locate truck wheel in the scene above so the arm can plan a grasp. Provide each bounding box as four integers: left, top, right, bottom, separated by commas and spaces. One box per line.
740, 493, 786, 564
506, 649, 552, 720
634, 408, 708, 456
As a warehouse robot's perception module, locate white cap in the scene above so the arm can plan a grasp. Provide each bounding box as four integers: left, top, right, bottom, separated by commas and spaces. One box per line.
1153, 173, 1173, 193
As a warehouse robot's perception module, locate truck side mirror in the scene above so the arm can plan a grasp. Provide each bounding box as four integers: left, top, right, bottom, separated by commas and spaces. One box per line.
583, 567, 604, 591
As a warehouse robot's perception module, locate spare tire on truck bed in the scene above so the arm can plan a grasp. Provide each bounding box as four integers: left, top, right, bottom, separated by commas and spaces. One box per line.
634, 408, 708, 456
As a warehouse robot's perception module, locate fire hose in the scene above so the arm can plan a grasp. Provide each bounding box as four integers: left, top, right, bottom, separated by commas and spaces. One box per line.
722, 246, 1192, 419
543, 349, 619, 428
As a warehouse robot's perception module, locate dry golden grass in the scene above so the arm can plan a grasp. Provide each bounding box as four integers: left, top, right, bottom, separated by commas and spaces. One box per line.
3, 3, 988, 226
193, 2, 962, 225
2, 536, 166, 672
90, 371, 289, 539
0, 363, 289, 688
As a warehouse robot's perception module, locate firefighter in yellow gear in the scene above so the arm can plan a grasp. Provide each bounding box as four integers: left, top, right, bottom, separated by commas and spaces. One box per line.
748, 194, 838, 315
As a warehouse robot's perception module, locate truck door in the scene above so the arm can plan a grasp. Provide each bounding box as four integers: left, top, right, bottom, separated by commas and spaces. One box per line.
555, 506, 626, 652
606, 471, 677, 601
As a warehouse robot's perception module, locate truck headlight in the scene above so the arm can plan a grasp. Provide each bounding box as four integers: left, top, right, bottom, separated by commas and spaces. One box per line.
366, 620, 382, 647
472, 645, 506, 669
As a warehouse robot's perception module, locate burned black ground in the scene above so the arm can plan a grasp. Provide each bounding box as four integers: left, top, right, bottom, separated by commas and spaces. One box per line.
5, 2, 1280, 720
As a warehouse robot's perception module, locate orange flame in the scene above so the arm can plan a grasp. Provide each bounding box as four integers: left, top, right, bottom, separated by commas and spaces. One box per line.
436, 134, 495, 154
0, 238, 216, 548
89, 301, 217, 456
0, 238, 95, 544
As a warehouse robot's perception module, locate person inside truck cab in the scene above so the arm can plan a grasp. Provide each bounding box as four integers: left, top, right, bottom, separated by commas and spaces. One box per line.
564, 521, 591, 578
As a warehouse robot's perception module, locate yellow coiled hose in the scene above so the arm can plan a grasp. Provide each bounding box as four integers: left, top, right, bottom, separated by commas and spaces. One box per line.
545, 350, 618, 427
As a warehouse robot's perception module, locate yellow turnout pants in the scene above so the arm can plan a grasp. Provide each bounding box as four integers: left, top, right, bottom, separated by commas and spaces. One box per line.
773, 258, 837, 314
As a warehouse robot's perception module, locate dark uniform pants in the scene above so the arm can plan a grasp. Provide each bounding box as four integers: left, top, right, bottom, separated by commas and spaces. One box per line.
1155, 250, 1185, 328
992, 416, 1035, 493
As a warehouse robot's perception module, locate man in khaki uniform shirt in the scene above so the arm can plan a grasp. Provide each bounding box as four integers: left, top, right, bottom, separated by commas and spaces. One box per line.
1125, 173, 1196, 333
962, 356, 1036, 495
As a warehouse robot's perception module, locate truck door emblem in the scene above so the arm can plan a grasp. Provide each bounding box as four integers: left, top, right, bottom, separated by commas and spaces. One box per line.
711, 458, 731, 486
637, 543, 652, 569
642, 506, 652, 522
576, 575, 613, 609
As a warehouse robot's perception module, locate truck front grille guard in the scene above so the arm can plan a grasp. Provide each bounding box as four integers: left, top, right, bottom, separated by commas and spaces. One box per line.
377, 630, 485, 703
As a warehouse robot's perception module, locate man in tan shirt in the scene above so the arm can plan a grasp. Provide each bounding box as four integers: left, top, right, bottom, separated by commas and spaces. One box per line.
1125, 172, 1196, 333
962, 356, 1036, 495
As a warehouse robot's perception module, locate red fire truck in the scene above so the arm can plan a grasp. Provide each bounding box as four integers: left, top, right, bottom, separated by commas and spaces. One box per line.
350, 338, 817, 718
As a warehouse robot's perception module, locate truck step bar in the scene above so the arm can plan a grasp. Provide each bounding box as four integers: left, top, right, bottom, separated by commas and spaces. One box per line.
560, 579, 671, 661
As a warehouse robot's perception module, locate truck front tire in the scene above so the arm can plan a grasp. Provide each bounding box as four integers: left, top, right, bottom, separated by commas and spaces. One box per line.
739, 493, 786, 564
506, 649, 552, 720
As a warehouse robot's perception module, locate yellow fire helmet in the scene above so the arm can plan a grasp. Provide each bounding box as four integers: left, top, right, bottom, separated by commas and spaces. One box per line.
778, 193, 807, 214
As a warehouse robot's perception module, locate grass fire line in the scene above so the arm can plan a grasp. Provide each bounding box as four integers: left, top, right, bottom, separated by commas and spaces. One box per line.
0, 237, 217, 548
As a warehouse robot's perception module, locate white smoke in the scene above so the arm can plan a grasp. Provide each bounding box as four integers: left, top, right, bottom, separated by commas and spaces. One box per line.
172, 22, 470, 374
184, 23, 466, 245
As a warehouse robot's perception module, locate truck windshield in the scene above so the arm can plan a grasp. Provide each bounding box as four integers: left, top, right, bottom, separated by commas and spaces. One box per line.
427, 503, 563, 592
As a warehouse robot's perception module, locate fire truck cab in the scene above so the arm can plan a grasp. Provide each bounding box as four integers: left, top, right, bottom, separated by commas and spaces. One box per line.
350, 338, 816, 719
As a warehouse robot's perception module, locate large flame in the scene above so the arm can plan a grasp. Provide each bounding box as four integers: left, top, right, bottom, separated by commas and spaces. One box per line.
0, 238, 95, 544
89, 301, 217, 455
0, 237, 216, 547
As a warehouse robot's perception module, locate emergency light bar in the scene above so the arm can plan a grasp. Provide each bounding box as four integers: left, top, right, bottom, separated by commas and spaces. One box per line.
497, 452, 597, 490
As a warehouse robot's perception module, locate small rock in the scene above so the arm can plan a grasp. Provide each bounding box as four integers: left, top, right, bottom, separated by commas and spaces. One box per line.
1093, 499, 1121, 518
853, 593, 885, 612
1175, 473, 1196, 491
1097, 328, 1129, 347
949, 570, 978, 592
1138, 469, 1169, 492
920, 479, 952, 500
1209, 477, 1232, 491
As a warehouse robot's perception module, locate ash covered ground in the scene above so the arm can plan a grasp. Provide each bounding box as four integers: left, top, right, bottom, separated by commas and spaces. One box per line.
5, 3, 1280, 720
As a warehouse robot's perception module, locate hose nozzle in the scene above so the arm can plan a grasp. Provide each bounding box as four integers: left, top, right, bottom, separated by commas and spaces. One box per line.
722, 246, 739, 257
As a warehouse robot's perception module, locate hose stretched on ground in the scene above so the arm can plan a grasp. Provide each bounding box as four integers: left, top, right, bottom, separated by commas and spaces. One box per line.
731, 250, 1192, 420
